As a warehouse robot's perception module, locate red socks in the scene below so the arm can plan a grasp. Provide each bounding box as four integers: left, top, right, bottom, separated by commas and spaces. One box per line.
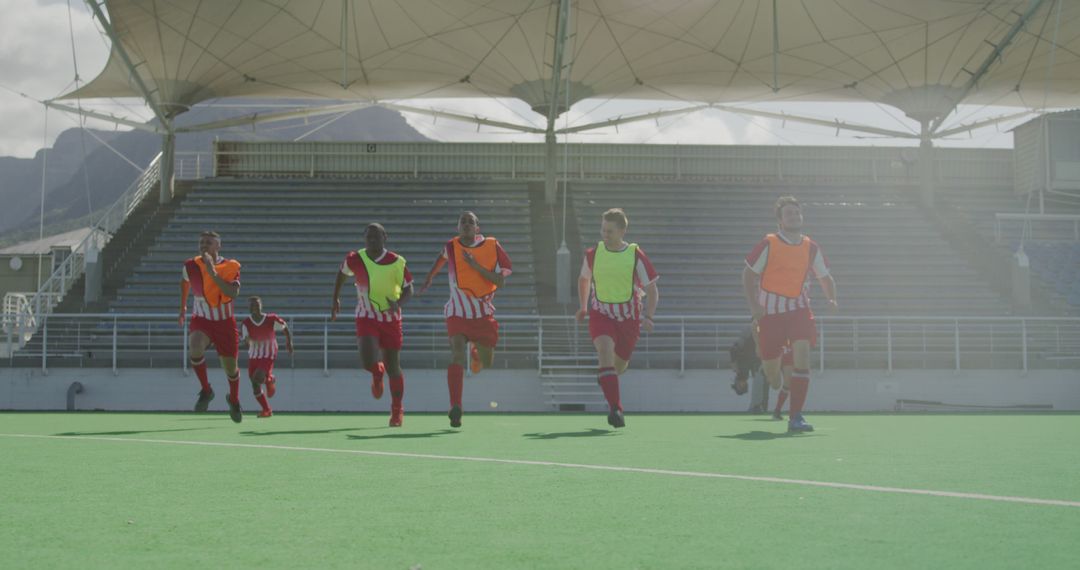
789, 369, 810, 416
389, 375, 405, 411
191, 357, 210, 392
255, 390, 270, 413
447, 364, 464, 407
597, 367, 622, 412
775, 388, 789, 413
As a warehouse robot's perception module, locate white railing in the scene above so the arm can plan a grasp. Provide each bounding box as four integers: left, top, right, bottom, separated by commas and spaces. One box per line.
994, 213, 1080, 242
211, 141, 1012, 186
175, 151, 211, 180
6, 313, 1079, 374
1, 154, 162, 335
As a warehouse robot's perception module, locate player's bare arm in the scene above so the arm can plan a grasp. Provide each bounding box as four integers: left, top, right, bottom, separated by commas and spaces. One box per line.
178, 280, 189, 327
461, 250, 506, 288
819, 274, 839, 312
330, 270, 348, 321
419, 253, 447, 294
282, 324, 295, 354
742, 265, 764, 321
576, 272, 591, 322
201, 252, 240, 299
386, 284, 413, 313
641, 281, 659, 332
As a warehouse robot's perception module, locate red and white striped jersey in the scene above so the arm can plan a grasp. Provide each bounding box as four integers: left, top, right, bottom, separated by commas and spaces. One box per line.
339, 249, 414, 322
580, 245, 659, 321
182, 256, 241, 321
439, 235, 512, 319
745, 233, 830, 315
240, 313, 287, 360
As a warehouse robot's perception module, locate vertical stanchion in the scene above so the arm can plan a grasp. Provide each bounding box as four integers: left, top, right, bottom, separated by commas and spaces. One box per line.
182, 318, 189, 374
323, 320, 329, 376
112, 316, 118, 375
679, 318, 685, 376
537, 319, 543, 376
954, 319, 961, 371
1021, 319, 1028, 373
818, 320, 825, 372
886, 319, 893, 374
41, 316, 48, 374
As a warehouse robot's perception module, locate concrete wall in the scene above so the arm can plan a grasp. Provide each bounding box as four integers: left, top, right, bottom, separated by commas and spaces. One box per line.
2, 367, 1076, 413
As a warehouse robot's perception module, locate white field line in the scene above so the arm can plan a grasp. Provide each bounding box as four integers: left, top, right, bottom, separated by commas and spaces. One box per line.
2, 433, 1079, 509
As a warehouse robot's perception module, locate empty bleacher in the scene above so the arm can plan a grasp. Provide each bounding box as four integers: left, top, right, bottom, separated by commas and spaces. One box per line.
572, 182, 1011, 317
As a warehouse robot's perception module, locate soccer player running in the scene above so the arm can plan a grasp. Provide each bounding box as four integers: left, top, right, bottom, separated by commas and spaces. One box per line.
240, 296, 293, 418
179, 231, 244, 422
331, 223, 413, 427
742, 196, 838, 433
576, 208, 659, 429
419, 211, 511, 429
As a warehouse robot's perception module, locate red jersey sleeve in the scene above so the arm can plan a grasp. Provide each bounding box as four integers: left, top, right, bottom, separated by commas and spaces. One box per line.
634, 247, 659, 286
745, 238, 770, 274
494, 240, 512, 276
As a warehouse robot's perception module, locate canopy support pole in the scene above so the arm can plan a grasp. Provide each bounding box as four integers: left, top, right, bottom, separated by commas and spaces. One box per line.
544, 0, 571, 206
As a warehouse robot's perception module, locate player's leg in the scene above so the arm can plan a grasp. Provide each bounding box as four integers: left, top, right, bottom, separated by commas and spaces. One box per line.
470, 316, 499, 374
762, 357, 783, 391
446, 328, 468, 427
215, 322, 242, 423
355, 319, 386, 399
251, 367, 272, 417
774, 349, 794, 419
383, 320, 405, 427
592, 334, 625, 428
188, 328, 214, 411
787, 338, 814, 432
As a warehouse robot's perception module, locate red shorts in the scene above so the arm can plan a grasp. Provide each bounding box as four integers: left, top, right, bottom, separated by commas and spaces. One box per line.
588, 311, 640, 362
248, 358, 276, 380
757, 309, 816, 361
189, 316, 239, 358
780, 345, 794, 367
355, 318, 404, 351
446, 316, 499, 348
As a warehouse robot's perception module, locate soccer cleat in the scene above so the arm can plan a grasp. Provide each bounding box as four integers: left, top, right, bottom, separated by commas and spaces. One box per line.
607, 409, 625, 429
469, 343, 483, 374
370, 362, 386, 400
772, 411, 784, 421
194, 389, 215, 412
265, 376, 276, 399
257, 409, 273, 418
787, 414, 814, 433
389, 408, 404, 427
448, 405, 463, 428
227, 395, 243, 423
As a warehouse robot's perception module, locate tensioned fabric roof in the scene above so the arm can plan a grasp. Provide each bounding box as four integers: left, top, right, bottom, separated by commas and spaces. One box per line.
68, 0, 1080, 122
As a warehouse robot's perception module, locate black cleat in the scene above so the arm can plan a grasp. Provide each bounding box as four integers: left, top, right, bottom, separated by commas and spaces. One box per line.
227, 395, 243, 423
607, 409, 625, 428
448, 405, 463, 428
194, 389, 215, 412
771, 411, 784, 421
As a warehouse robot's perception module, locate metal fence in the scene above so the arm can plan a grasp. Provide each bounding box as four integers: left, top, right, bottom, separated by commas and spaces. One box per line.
4, 314, 1079, 374
211, 141, 1012, 187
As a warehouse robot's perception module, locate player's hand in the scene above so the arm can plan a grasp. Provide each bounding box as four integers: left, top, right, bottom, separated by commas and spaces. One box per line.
386, 297, 400, 313
286, 340, 294, 355
575, 308, 587, 323
827, 299, 839, 313
178, 310, 185, 328
200, 252, 216, 275
462, 250, 479, 268
330, 297, 340, 321
641, 316, 654, 333
419, 279, 433, 295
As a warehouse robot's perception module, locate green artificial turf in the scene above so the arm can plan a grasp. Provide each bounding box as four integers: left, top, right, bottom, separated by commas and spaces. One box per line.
1, 412, 1078, 569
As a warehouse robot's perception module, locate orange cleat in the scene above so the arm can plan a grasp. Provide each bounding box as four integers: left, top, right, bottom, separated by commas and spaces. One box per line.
265, 376, 276, 399
258, 409, 273, 418
389, 408, 403, 427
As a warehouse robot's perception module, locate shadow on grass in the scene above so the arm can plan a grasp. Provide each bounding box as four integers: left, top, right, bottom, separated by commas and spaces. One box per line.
523, 428, 616, 440
717, 430, 821, 441
241, 427, 385, 436
54, 427, 215, 436
346, 429, 460, 441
